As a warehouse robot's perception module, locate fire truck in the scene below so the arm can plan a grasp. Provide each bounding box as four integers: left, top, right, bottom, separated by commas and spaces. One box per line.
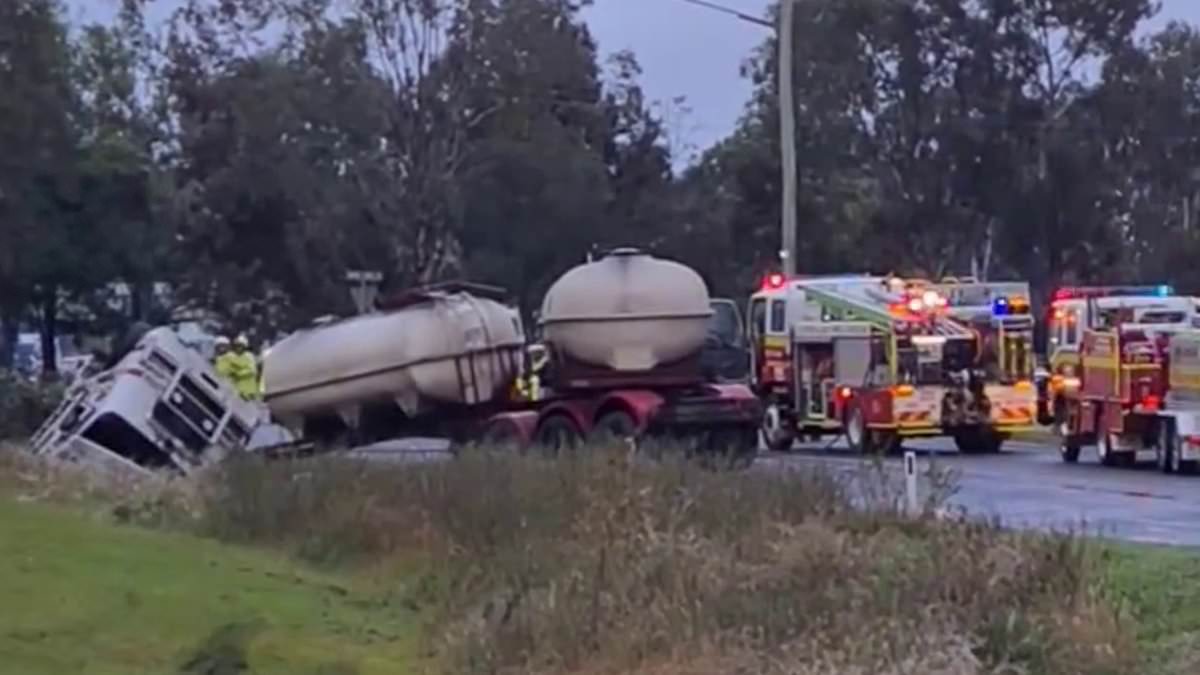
749, 274, 1037, 454
1046, 285, 1200, 471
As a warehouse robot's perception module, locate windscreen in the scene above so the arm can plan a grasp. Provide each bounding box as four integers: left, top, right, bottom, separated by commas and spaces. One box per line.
1135, 311, 1186, 324
708, 301, 743, 346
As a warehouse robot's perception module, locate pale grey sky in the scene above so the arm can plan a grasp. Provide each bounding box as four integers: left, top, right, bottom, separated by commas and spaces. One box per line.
69, 0, 1200, 160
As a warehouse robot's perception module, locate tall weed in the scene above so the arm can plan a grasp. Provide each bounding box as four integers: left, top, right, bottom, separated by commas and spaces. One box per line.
197, 446, 1137, 675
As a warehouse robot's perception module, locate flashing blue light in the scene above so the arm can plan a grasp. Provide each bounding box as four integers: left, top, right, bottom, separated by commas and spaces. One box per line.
1157, 284, 1172, 297
992, 297, 1009, 316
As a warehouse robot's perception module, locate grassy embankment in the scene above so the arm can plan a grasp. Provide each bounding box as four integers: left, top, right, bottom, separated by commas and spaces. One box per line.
1, 443, 1199, 674
0, 448, 421, 675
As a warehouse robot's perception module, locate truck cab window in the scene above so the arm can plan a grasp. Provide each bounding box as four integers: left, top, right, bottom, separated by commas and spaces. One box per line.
1064, 311, 1079, 345
749, 298, 766, 339
769, 299, 786, 333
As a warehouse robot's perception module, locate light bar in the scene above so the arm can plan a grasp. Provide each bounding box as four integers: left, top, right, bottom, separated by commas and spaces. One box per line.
761, 272, 787, 291
1053, 285, 1173, 301
992, 295, 1030, 316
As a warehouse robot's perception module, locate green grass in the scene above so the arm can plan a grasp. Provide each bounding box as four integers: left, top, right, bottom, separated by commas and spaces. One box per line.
0, 497, 422, 675
1104, 544, 1200, 674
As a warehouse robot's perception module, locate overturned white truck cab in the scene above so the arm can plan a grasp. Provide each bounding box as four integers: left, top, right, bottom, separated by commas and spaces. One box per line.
30, 327, 265, 477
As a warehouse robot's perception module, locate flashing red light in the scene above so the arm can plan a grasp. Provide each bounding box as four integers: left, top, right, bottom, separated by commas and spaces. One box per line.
1141, 395, 1161, 411
763, 272, 787, 290
837, 386, 853, 400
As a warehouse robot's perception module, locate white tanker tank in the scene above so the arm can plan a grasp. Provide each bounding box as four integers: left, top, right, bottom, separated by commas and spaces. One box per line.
262, 284, 525, 432
539, 248, 713, 372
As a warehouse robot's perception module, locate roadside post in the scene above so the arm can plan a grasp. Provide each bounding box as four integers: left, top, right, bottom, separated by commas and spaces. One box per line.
904, 450, 919, 516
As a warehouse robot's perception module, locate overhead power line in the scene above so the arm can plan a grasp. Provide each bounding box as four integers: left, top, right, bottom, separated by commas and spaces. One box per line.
669, 0, 773, 28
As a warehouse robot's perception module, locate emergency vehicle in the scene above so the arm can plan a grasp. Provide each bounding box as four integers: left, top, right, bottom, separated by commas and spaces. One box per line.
1046, 285, 1200, 471
748, 274, 1037, 454
1042, 285, 1196, 425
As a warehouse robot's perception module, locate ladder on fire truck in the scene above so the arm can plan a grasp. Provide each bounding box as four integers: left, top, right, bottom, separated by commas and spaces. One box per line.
797, 278, 977, 339
763, 276, 1036, 454
772, 278, 981, 450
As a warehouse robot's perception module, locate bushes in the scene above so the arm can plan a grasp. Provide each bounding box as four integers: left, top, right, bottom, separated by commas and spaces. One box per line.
0, 370, 63, 441
196, 447, 1139, 675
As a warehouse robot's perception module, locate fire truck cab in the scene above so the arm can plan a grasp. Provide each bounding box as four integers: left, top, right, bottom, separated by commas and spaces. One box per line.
748, 274, 1036, 454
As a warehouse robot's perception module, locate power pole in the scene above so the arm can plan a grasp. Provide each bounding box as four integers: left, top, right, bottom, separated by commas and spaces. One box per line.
672, 0, 796, 275
779, 0, 797, 277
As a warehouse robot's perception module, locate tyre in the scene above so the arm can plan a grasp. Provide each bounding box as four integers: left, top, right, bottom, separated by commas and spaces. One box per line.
952, 428, 1002, 454
1096, 431, 1131, 468
534, 414, 582, 454
591, 410, 637, 443
845, 405, 868, 453
1055, 402, 1080, 463
1060, 437, 1081, 463
761, 403, 796, 452
881, 433, 902, 456
1157, 420, 1175, 474
952, 430, 978, 454
1168, 427, 1197, 475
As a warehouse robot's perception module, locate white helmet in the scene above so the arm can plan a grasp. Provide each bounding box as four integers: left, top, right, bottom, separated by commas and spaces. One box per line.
214, 336, 231, 348
234, 334, 249, 347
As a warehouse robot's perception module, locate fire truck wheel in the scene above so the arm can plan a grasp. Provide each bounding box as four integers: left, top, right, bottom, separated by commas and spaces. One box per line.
761, 404, 796, 452
1059, 436, 1081, 464
845, 406, 868, 453
878, 432, 902, 456
1156, 421, 1176, 474
535, 415, 582, 455
1096, 432, 1130, 468
1166, 427, 1197, 475
952, 429, 1001, 454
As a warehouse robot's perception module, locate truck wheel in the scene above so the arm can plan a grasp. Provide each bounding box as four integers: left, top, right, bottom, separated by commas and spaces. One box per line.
761, 403, 796, 452
1157, 421, 1176, 474
1096, 431, 1130, 468
953, 428, 1002, 455
952, 430, 977, 454
1060, 438, 1081, 463
846, 406, 869, 453
534, 415, 581, 455
1054, 401, 1080, 463
1168, 429, 1197, 475
877, 432, 902, 456
591, 410, 637, 443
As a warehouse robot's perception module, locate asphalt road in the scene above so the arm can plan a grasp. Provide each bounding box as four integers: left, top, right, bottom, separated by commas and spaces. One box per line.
761, 437, 1200, 548
343, 434, 1200, 547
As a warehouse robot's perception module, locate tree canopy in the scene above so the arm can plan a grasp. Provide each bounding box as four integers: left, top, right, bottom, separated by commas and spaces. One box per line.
1, 0, 1198, 371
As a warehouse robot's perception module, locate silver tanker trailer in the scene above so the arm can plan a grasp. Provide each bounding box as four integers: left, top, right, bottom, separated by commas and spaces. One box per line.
260, 251, 761, 465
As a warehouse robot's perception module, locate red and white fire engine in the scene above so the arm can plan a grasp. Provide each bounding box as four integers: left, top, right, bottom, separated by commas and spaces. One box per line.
748, 274, 1037, 454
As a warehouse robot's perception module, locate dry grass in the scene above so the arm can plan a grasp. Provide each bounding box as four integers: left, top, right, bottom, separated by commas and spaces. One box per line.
192, 445, 1140, 675
0, 443, 204, 528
